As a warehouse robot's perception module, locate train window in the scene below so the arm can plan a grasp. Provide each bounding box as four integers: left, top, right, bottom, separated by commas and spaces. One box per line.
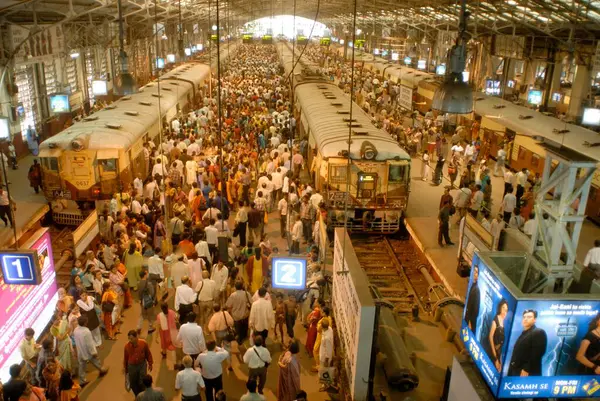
517, 146, 526, 160
42, 157, 58, 171
329, 165, 347, 184
99, 159, 117, 173
531, 154, 540, 168
388, 165, 407, 183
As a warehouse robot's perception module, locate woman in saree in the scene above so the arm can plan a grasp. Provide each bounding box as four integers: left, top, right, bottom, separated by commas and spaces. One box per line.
55, 288, 73, 316
313, 306, 332, 370
277, 341, 301, 401
155, 302, 181, 358
305, 299, 322, 357
122, 242, 143, 290
100, 282, 118, 340
42, 358, 63, 401
49, 315, 72, 372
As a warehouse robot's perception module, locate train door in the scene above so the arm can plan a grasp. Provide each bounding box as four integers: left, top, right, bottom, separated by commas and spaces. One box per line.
96, 149, 119, 196
129, 139, 146, 180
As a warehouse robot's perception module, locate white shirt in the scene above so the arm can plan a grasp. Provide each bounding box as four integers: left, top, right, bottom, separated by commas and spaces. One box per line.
502, 193, 517, 213
470, 191, 483, 211
131, 199, 142, 214
249, 298, 275, 332
133, 178, 143, 196
196, 349, 229, 379
177, 323, 206, 355
148, 255, 164, 279
278, 198, 288, 216
171, 261, 189, 288
504, 171, 515, 185
309, 193, 323, 209
195, 241, 212, 264
205, 225, 219, 245
195, 279, 217, 301
516, 171, 528, 187
73, 326, 97, 360
242, 346, 272, 369
319, 327, 334, 364
454, 188, 472, 208
175, 284, 197, 311
497, 149, 507, 160
523, 218, 537, 236
211, 264, 229, 292
291, 220, 303, 241
271, 172, 283, 189
584, 247, 600, 267
152, 163, 165, 177
175, 368, 205, 396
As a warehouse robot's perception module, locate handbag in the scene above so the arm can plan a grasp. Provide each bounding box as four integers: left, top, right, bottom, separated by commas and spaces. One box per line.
223, 311, 236, 342
318, 366, 336, 385
101, 300, 115, 313
253, 346, 270, 368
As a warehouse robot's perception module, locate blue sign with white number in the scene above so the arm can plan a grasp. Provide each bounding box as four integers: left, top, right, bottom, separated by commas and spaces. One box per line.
0, 251, 40, 285
271, 257, 307, 290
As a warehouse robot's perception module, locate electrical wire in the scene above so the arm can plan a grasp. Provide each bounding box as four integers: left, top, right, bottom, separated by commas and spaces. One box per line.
284, 0, 321, 85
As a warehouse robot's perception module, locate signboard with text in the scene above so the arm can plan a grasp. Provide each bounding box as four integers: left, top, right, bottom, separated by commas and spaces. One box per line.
271, 257, 306, 290
462, 252, 600, 398
398, 85, 413, 111
0, 251, 40, 285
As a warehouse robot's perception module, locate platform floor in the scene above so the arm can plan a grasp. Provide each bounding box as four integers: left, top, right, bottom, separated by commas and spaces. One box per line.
405, 156, 599, 300
0, 154, 48, 247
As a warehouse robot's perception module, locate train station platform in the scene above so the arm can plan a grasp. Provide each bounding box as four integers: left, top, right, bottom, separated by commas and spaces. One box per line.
0, 154, 48, 248
405, 156, 600, 300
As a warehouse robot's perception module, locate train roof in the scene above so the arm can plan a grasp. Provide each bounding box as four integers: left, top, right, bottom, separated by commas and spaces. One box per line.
295, 82, 410, 161
474, 94, 600, 163
37, 43, 238, 155
278, 42, 327, 83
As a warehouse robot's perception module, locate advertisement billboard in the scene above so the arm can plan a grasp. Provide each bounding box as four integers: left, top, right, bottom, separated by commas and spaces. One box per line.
49, 94, 70, 113
461, 253, 518, 395
499, 300, 600, 398
0, 230, 58, 382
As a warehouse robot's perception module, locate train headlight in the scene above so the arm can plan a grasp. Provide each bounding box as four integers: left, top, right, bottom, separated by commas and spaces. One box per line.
360, 140, 378, 160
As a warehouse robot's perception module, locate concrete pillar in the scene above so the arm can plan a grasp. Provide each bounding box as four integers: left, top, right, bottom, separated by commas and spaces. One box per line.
567, 64, 591, 119
548, 56, 563, 108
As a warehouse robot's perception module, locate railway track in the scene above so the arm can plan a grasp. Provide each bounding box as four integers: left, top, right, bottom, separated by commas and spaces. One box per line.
350, 235, 439, 314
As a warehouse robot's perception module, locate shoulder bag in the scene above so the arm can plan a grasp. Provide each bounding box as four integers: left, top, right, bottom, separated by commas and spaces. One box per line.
223, 311, 236, 342
253, 347, 270, 368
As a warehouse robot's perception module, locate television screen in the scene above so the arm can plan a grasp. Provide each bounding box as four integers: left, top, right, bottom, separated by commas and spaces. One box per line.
382, 50, 389, 57
391, 53, 399, 61
527, 89, 543, 105
373, 49, 380, 55
91, 80, 108, 96
507, 80, 515, 88
462, 71, 470, 82
15, 103, 25, 118
417, 60, 426, 70
156, 58, 165, 69
485, 79, 501, 96
404, 56, 411, 65
184, 48, 191, 56
0, 117, 9, 139
197, 44, 203, 51
271, 257, 307, 290
436, 65, 446, 75
582, 108, 600, 126
167, 54, 176, 63
552, 92, 562, 102
49, 94, 70, 113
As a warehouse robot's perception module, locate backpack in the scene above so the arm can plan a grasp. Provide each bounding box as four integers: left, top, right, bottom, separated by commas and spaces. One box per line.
141, 283, 154, 309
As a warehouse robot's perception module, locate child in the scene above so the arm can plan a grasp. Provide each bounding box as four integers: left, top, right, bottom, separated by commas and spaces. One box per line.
283, 293, 298, 341
274, 293, 286, 343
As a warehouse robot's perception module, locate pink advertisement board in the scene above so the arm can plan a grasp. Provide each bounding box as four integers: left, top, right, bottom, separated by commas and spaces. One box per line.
0, 230, 59, 381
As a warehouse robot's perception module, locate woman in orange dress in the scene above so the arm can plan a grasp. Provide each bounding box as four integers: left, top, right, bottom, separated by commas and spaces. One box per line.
115, 256, 133, 308
100, 282, 118, 340
520, 186, 535, 218
58, 371, 80, 401
305, 299, 322, 357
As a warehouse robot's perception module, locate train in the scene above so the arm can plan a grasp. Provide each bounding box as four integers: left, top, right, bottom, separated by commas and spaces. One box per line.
278, 42, 412, 234
38, 44, 237, 224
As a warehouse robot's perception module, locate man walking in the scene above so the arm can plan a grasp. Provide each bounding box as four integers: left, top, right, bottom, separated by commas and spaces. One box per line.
123, 330, 153, 396
243, 335, 271, 395
226, 280, 252, 343
175, 355, 205, 401
438, 200, 454, 247
136, 375, 166, 401
196, 341, 229, 401
175, 276, 197, 325
137, 270, 156, 335
73, 316, 108, 386
211, 261, 229, 306
177, 312, 206, 362
249, 288, 275, 341
195, 271, 217, 327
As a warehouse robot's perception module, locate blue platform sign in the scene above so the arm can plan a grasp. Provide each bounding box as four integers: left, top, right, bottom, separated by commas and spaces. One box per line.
0, 251, 40, 285
271, 257, 307, 290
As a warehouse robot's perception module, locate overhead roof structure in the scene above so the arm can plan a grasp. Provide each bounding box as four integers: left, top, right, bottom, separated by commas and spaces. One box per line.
2, 0, 600, 45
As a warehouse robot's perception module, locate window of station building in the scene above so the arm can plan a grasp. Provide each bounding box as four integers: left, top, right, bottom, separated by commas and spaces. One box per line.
65, 57, 78, 93
41, 157, 59, 171
14, 64, 40, 135
43, 59, 59, 97
99, 158, 117, 173
85, 48, 95, 102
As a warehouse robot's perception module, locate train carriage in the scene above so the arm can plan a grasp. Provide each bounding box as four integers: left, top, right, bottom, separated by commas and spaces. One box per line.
39, 44, 237, 223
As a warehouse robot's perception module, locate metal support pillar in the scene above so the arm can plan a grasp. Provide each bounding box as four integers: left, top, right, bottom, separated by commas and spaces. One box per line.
529, 146, 596, 292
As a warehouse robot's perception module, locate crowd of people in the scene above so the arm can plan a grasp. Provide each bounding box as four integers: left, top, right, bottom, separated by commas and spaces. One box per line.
2, 43, 341, 401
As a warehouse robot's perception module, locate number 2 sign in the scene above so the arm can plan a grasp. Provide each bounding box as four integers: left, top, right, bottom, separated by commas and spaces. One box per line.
271, 257, 307, 290
0, 251, 41, 285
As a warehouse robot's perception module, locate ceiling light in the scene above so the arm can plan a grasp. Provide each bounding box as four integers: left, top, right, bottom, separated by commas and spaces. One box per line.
212, 24, 218, 31
70, 52, 80, 59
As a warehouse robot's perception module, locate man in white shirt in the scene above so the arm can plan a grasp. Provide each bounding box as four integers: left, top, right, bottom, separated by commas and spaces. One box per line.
131, 196, 143, 215
177, 312, 206, 361
175, 276, 197, 325
291, 215, 303, 254
195, 341, 229, 401
211, 261, 229, 306
170, 255, 189, 289
204, 220, 219, 262
309, 189, 324, 210
278, 196, 288, 239
249, 288, 275, 341
147, 249, 164, 298
133, 174, 144, 197
494, 148, 507, 177
523, 212, 537, 237
195, 270, 217, 328
502, 188, 517, 224
175, 355, 205, 400
508, 208, 525, 230
195, 236, 212, 265
271, 168, 283, 201
242, 335, 271, 395
171, 118, 181, 134
454, 185, 472, 222
73, 316, 108, 385
469, 184, 484, 217
584, 239, 600, 279
152, 159, 166, 178
318, 319, 334, 391
503, 169, 515, 197
515, 168, 528, 204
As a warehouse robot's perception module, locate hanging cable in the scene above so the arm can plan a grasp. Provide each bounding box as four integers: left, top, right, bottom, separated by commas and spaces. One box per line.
215, 0, 226, 227
340, 0, 358, 272
284, 0, 321, 85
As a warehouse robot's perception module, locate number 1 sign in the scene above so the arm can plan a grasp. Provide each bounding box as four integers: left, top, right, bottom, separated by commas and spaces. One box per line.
271, 257, 307, 290
0, 251, 41, 285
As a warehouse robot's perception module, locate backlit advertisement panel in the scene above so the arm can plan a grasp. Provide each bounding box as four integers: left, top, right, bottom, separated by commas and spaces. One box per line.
461, 253, 518, 395
0, 230, 58, 382
499, 300, 600, 398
